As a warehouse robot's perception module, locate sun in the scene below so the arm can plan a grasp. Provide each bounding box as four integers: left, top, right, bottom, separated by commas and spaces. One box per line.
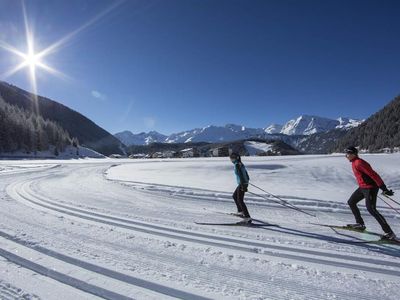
0, 1, 60, 100
0, 0, 123, 99
25, 52, 40, 69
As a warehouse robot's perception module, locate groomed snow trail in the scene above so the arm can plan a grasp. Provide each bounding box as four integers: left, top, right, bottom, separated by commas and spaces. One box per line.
1, 156, 400, 299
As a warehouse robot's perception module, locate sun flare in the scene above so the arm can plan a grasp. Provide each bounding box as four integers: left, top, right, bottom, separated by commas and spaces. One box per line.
0, 0, 122, 101
24, 52, 40, 69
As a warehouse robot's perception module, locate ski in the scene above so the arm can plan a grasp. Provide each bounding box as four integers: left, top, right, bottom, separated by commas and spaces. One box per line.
366, 238, 400, 245
195, 221, 277, 227
310, 223, 400, 245
310, 223, 382, 237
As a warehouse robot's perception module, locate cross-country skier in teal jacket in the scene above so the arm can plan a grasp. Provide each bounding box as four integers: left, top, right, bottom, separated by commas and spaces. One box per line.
230, 152, 252, 224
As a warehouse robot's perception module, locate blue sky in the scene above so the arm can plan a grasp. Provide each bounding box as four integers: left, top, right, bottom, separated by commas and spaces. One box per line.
1, 0, 400, 135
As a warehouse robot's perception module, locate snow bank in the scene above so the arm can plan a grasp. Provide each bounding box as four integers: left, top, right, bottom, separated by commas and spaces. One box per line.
244, 141, 274, 155
0, 146, 105, 159
106, 154, 400, 204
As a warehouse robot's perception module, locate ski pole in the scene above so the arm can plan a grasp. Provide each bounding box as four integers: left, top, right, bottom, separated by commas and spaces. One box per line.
382, 194, 400, 206
250, 183, 307, 211
249, 183, 316, 217
248, 190, 316, 218
248, 191, 296, 211
378, 195, 400, 215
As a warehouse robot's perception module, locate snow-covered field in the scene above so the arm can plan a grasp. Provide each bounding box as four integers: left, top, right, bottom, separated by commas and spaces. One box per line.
1, 154, 400, 299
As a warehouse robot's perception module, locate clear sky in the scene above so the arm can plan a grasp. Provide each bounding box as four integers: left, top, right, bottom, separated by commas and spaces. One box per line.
1, 0, 400, 135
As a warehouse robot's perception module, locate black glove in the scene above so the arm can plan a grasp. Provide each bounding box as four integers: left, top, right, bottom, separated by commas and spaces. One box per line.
380, 185, 394, 196
240, 184, 248, 192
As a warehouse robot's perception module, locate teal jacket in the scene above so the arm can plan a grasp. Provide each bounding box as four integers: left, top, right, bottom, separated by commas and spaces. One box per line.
233, 161, 250, 185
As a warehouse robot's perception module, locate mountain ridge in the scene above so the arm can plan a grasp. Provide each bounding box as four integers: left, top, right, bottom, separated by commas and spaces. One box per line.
116, 115, 362, 146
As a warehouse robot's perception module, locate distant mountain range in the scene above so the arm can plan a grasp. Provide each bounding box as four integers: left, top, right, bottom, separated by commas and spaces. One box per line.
115, 115, 363, 147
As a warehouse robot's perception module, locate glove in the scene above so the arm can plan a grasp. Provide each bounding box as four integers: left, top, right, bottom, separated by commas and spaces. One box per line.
380, 185, 394, 196
240, 184, 248, 192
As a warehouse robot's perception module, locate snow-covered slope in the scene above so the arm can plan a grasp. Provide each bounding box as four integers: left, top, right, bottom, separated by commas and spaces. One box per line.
114, 131, 167, 146
244, 141, 274, 155
280, 115, 362, 136
165, 124, 265, 143
0, 146, 105, 159
1, 155, 400, 299
264, 124, 283, 134
336, 117, 364, 129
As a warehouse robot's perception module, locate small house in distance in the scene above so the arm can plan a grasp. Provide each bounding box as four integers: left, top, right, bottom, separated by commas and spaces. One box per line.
209, 146, 230, 157
179, 148, 200, 158
129, 153, 147, 159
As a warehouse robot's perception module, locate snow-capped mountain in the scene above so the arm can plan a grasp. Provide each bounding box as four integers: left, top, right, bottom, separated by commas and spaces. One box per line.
115, 115, 363, 146
264, 124, 283, 134
336, 117, 364, 130
165, 124, 265, 144
279, 115, 362, 136
115, 131, 167, 146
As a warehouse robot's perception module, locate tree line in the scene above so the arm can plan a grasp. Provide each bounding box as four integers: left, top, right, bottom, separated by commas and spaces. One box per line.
0, 96, 76, 155
335, 95, 400, 152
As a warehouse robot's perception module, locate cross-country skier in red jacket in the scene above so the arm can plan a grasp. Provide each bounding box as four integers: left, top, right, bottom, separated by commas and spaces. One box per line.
345, 146, 396, 240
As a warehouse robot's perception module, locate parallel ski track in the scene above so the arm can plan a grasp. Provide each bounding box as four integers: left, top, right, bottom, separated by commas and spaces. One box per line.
108, 177, 397, 218
0, 244, 132, 300
1, 208, 380, 300
0, 229, 211, 300
8, 172, 400, 278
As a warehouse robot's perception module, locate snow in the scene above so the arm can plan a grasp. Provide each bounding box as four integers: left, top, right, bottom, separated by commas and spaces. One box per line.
115, 131, 168, 146
1, 154, 400, 299
0, 146, 105, 159
244, 141, 274, 156
281, 115, 341, 135
264, 124, 283, 134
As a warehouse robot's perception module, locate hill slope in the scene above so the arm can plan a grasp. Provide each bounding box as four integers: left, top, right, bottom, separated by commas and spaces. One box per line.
335, 95, 400, 152
0, 82, 124, 155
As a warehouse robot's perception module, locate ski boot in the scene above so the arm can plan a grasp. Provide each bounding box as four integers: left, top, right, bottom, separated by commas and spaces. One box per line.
346, 223, 366, 231
236, 217, 252, 225
231, 211, 246, 218
381, 232, 397, 241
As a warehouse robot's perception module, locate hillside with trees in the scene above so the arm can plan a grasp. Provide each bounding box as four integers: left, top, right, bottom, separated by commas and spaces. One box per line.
335, 95, 400, 152
0, 82, 124, 155
0, 96, 72, 154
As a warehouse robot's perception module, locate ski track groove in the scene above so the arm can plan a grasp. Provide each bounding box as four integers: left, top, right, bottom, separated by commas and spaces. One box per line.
0, 247, 132, 300
0, 230, 211, 300
8, 174, 400, 279
3, 163, 400, 299
0, 209, 365, 300
109, 177, 398, 218
28, 178, 400, 267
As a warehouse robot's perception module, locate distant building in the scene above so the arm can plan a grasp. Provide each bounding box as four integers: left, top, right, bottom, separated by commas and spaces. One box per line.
109, 154, 123, 159
151, 152, 164, 158
129, 153, 147, 159
162, 151, 176, 158
180, 148, 199, 158
209, 146, 230, 157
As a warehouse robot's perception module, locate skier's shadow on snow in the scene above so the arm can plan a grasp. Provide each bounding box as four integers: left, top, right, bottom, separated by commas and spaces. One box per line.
254, 222, 400, 259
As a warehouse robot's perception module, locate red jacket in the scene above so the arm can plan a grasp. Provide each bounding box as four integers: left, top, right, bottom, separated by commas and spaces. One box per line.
351, 157, 384, 189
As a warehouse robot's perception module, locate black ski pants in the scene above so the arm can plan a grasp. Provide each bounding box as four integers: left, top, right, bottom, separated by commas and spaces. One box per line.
347, 187, 393, 234
232, 185, 250, 218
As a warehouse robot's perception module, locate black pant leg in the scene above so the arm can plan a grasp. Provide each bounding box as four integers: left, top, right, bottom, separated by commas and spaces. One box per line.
347, 188, 365, 225
363, 188, 393, 234
232, 186, 242, 212
236, 187, 251, 218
